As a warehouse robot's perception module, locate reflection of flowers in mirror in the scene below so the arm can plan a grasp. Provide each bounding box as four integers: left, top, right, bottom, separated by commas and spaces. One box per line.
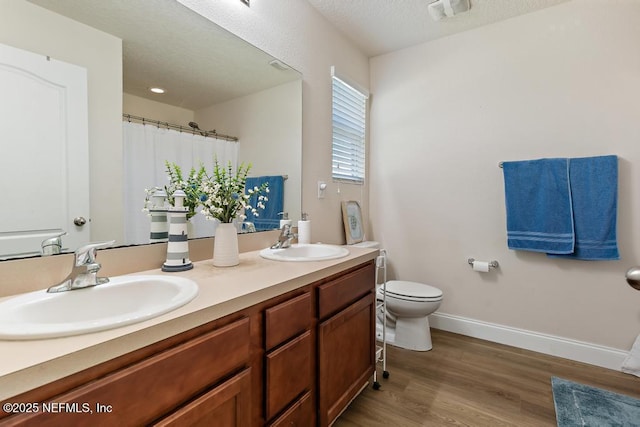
199, 160, 269, 224
163, 161, 206, 220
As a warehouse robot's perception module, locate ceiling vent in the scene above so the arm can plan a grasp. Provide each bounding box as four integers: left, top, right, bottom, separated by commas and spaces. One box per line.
428, 0, 471, 21
269, 59, 290, 71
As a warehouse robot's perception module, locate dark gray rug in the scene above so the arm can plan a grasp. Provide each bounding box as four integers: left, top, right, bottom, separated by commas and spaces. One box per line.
551, 376, 640, 426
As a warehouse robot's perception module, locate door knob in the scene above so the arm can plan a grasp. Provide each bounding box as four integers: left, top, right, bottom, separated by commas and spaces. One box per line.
625, 267, 640, 290
73, 217, 87, 227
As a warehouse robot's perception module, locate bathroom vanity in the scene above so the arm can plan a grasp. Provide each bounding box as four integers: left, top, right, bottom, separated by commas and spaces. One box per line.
0, 247, 377, 426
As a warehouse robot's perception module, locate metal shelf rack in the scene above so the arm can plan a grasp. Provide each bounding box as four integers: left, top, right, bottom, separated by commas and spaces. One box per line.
373, 249, 389, 390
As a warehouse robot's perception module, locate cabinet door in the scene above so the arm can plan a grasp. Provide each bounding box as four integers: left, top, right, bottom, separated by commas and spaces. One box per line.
268, 391, 314, 427
318, 293, 375, 427
266, 331, 312, 420
265, 292, 311, 350
154, 368, 251, 427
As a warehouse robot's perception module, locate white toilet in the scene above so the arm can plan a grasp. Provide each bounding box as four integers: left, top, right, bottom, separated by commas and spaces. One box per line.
377, 280, 443, 351
352, 241, 443, 351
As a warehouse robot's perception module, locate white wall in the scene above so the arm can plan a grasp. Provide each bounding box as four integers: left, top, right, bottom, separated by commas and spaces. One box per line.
0, 0, 123, 244
370, 0, 640, 351
123, 93, 194, 125
196, 81, 302, 222
179, 0, 370, 244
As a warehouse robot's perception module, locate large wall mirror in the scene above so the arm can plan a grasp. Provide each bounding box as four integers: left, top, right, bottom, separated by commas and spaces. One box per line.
0, 0, 302, 260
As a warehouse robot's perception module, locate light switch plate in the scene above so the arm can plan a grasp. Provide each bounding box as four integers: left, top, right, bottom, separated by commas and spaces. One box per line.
318, 181, 327, 199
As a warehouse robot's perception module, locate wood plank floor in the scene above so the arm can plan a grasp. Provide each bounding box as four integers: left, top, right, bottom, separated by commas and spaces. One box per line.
335, 329, 640, 426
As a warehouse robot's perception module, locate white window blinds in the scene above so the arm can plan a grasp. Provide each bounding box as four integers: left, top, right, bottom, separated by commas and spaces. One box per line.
332, 71, 368, 183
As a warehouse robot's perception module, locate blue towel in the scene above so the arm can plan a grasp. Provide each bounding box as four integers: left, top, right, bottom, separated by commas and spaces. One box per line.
502, 158, 575, 254
245, 175, 284, 231
552, 155, 619, 260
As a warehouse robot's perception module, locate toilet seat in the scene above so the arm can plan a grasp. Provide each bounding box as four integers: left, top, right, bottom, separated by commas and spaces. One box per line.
381, 280, 443, 302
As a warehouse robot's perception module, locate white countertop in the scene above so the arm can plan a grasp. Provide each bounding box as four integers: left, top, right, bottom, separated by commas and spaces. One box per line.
0, 246, 378, 401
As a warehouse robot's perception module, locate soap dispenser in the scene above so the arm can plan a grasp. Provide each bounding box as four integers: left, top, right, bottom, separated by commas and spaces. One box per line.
278, 212, 292, 229
297, 212, 311, 244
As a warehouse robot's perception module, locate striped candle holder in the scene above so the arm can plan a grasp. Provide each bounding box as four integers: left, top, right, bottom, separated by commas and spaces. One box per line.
162, 190, 193, 272
149, 208, 169, 243
149, 189, 169, 243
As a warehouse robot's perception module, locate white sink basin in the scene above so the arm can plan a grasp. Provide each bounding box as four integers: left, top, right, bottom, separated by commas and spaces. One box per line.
260, 243, 349, 262
0, 275, 198, 340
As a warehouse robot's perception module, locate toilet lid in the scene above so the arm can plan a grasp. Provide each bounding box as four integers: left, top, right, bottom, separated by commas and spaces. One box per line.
384, 280, 443, 299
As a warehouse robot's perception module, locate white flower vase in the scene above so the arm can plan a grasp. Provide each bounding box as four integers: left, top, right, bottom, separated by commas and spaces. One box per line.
213, 222, 239, 267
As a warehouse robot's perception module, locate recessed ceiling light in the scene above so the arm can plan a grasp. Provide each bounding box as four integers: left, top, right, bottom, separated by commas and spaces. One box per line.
149, 87, 165, 94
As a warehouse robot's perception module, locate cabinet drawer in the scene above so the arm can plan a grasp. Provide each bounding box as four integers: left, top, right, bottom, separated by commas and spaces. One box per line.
154, 368, 251, 427
265, 292, 311, 350
266, 330, 312, 420
4, 317, 251, 427
268, 391, 314, 427
318, 262, 374, 320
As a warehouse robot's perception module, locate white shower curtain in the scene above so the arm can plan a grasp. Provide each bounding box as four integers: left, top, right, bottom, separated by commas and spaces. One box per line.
123, 121, 238, 245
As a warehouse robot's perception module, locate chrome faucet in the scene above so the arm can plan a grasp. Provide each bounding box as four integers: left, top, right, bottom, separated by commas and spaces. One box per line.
47, 240, 115, 293
41, 231, 66, 256
271, 224, 295, 249
242, 221, 256, 233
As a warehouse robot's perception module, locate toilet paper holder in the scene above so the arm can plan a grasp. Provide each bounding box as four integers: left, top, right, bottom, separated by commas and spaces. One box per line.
467, 258, 499, 269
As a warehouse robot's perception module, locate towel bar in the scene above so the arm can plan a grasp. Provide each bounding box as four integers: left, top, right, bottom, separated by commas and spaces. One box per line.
467, 258, 499, 269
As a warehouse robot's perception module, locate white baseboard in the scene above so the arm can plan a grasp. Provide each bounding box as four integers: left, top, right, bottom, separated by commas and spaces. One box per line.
429, 312, 628, 371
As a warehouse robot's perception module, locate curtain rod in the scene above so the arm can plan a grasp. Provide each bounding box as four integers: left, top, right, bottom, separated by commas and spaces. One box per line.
122, 114, 238, 142
250, 175, 288, 180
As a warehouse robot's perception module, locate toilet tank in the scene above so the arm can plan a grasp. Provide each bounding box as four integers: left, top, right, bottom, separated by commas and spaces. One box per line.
351, 241, 380, 249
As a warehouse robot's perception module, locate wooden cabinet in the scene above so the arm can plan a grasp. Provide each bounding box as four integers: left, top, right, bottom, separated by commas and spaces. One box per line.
268, 391, 313, 427
0, 260, 376, 427
317, 262, 376, 427
264, 292, 314, 425
317, 263, 374, 320
0, 317, 251, 427
265, 331, 312, 420
154, 368, 251, 427
265, 292, 311, 351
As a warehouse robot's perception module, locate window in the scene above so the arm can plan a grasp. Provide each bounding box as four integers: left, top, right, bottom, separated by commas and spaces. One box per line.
332, 68, 368, 183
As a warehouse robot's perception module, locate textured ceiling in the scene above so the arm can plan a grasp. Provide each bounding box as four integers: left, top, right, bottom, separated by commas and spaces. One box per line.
27, 0, 300, 110
306, 0, 571, 57
24, 0, 571, 109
